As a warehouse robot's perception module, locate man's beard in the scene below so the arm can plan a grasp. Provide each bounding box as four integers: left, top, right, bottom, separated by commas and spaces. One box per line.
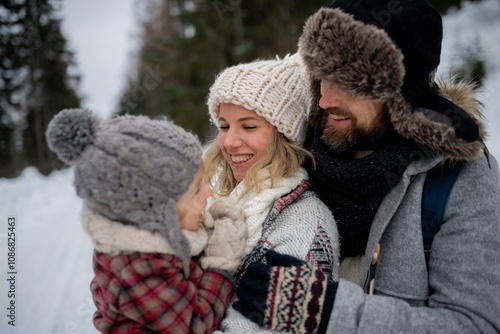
321, 107, 391, 152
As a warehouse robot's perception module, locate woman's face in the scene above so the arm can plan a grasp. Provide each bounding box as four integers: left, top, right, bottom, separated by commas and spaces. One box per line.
217, 103, 274, 182
177, 164, 212, 231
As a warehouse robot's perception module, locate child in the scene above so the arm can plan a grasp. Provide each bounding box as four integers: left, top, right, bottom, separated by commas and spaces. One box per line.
46, 109, 246, 333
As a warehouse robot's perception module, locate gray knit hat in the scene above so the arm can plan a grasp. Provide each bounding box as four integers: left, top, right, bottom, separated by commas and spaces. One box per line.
46, 109, 202, 274
207, 53, 310, 145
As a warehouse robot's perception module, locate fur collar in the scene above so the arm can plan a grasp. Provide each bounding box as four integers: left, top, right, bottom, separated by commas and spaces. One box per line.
298, 7, 487, 161
81, 205, 207, 256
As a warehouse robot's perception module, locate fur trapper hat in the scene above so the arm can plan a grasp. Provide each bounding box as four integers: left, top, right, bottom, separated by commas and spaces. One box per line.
207, 53, 310, 145
299, 3, 487, 160
46, 109, 203, 274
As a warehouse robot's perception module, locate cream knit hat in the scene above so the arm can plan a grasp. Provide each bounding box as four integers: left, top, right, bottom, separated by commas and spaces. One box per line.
207, 53, 310, 145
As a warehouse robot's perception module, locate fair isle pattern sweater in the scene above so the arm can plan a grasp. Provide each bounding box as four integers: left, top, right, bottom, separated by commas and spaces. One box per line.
216, 181, 340, 333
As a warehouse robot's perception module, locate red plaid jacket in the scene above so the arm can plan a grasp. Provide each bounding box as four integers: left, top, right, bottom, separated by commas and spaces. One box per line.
90, 250, 234, 333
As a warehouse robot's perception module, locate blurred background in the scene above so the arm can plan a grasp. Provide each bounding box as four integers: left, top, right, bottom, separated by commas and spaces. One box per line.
1, 0, 497, 179
0, 0, 499, 333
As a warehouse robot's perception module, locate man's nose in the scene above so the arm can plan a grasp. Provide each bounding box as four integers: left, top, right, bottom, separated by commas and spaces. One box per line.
319, 80, 342, 109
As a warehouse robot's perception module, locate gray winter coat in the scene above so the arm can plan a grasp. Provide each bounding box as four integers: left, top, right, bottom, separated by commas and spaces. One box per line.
328, 153, 500, 333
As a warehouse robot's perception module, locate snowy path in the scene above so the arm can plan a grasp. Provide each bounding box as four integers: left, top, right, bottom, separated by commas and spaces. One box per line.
0, 168, 98, 333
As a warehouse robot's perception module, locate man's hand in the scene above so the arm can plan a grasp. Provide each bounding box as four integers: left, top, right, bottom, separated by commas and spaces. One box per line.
234, 250, 337, 334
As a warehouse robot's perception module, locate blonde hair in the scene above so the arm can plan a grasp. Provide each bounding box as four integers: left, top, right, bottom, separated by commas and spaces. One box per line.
204, 128, 315, 199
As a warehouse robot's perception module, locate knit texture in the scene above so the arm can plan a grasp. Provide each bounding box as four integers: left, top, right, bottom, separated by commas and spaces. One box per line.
201, 199, 247, 274
46, 108, 202, 275
233, 181, 339, 284
215, 183, 340, 333
305, 123, 419, 257
232, 250, 333, 334
265, 262, 328, 333
207, 53, 310, 145
210, 167, 308, 255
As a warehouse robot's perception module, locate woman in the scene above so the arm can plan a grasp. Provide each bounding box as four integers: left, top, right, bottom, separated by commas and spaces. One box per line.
204, 54, 340, 332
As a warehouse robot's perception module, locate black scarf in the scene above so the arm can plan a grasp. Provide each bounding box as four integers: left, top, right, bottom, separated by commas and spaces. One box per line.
305, 118, 418, 257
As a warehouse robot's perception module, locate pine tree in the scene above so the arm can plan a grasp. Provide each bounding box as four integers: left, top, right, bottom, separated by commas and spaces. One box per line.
116, 0, 326, 143
0, 0, 25, 177
0, 0, 81, 177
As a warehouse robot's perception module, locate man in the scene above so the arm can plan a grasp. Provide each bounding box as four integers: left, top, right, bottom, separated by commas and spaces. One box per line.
233, 1, 500, 333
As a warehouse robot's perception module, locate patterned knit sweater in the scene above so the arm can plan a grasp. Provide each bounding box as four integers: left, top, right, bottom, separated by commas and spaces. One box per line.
216, 181, 340, 333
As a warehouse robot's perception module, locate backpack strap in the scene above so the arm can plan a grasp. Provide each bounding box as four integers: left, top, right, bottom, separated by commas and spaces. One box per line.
421, 160, 465, 268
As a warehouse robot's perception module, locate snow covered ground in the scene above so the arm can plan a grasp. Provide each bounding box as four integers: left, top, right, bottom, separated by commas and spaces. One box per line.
0, 1, 499, 333
0, 168, 97, 333
439, 0, 500, 158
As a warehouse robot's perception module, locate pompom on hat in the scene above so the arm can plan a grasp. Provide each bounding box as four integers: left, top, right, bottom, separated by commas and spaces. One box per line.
207, 53, 310, 145
46, 109, 203, 274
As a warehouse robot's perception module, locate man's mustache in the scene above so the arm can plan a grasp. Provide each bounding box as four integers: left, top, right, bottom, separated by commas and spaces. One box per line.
323, 107, 352, 119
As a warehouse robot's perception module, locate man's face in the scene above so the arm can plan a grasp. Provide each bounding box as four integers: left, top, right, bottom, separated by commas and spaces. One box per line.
319, 79, 390, 151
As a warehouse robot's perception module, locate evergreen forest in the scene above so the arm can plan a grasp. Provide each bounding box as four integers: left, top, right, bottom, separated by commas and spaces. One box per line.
0, 0, 486, 178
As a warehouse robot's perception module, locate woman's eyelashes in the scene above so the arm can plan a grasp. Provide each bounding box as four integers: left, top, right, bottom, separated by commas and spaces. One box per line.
217, 124, 258, 131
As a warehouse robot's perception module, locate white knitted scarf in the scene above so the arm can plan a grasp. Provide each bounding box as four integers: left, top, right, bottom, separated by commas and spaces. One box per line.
210, 167, 308, 255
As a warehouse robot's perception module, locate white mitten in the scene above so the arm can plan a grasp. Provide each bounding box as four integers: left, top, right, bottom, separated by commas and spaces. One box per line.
201, 199, 247, 274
